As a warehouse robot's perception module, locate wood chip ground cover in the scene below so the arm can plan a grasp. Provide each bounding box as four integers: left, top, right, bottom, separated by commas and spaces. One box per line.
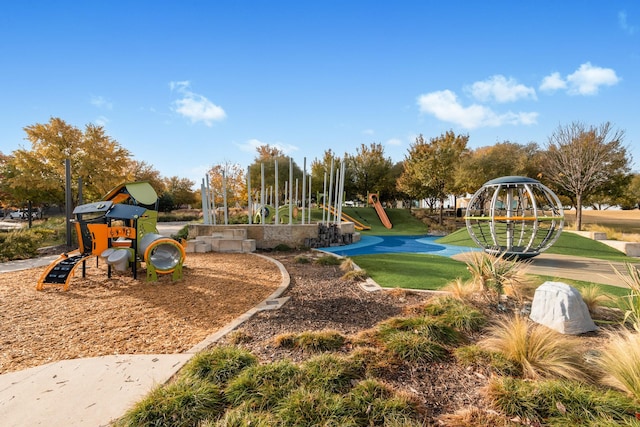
0, 253, 282, 374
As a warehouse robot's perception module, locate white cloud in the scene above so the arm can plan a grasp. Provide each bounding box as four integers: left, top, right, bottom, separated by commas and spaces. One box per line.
90, 95, 113, 110
539, 72, 567, 93
566, 62, 621, 95
619, 10, 637, 35
386, 138, 402, 146
170, 80, 226, 126
417, 90, 538, 129
540, 63, 620, 96
466, 75, 536, 103
236, 138, 300, 156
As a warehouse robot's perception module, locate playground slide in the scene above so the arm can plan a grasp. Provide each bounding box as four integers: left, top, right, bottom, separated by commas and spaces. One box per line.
368, 194, 392, 229
321, 205, 371, 230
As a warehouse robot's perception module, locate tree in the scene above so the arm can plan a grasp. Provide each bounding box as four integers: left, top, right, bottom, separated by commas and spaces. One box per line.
624, 174, 640, 209
454, 141, 543, 195
397, 131, 469, 224
544, 121, 630, 231
163, 176, 197, 208
208, 161, 247, 208
346, 143, 394, 202
3, 118, 132, 206
128, 160, 166, 196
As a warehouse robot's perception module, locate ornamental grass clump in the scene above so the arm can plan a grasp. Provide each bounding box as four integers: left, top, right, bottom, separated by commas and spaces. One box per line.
612, 262, 640, 331
596, 329, 640, 402
580, 283, 612, 315
300, 353, 365, 394
224, 360, 301, 410
274, 329, 347, 352
344, 379, 423, 426
422, 296, 487, 333
316, 254, 342, 266
485, 376, 638, 425
480, 315, 587, 382
464, 251, 530, 303
180, 346, 257, 386
114, 379, 225, 427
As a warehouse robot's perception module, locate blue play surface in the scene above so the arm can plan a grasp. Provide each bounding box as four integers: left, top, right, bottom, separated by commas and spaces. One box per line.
319, 235, 479, 257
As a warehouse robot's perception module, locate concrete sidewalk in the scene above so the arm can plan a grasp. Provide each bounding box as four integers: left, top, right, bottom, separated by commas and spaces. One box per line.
0, 251, 291, 427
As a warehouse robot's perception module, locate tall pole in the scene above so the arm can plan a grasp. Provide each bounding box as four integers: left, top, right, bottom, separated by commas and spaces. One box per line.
65, 158, 72, 247
308, 174, 312, 223
301, 157, 306, 225
247, 166, 252, 224
260, 163, 266, 224
222, 169, 228, 225
289, 157, 293, 225
327, 158, 334, 225
201, 179, 209, 225
322, 171, 327, 224
274, 158, 279, 225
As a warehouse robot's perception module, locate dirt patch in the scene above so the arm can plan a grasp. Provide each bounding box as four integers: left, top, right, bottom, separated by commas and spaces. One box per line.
0, 253, 282, 374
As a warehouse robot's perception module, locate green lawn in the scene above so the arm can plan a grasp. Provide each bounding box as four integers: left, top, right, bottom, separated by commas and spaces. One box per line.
332, 209, 634, 298
351, 253, 471, 290
438, 227, 631, 262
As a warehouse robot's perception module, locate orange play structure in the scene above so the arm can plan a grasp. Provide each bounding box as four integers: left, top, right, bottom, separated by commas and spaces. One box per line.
368, 193, 392, 229
37, 182, 186, 291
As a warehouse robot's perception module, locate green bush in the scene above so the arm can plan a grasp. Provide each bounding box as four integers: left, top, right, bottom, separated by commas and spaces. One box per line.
422, 296, 487, 333
454, 344, 521, 376
0, 229, 42, 261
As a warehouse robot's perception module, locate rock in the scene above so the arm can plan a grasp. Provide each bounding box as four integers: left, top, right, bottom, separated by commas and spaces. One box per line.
529, 281, 597, 334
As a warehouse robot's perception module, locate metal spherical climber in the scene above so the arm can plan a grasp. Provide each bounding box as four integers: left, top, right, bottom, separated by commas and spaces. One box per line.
464, 176, 564, 259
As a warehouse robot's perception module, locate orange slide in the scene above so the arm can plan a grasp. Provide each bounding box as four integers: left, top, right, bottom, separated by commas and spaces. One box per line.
368, 193, 392, 229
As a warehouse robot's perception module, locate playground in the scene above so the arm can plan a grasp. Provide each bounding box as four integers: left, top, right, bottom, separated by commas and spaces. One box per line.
0, 252, 282, 374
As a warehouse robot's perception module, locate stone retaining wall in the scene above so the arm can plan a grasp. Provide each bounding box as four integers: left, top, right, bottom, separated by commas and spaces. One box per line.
188, 222, 356, 250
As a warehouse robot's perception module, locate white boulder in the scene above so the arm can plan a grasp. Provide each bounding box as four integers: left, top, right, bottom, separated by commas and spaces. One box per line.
529, 281, 597, 335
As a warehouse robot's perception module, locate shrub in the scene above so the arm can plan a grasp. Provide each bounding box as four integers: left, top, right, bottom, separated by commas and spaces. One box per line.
480, 316, 587, 381
180, 346, 257, 386
441, 277, 476, 301
0, 229, 42, 261
115, 379, 224, 427
273, 243, 293, 252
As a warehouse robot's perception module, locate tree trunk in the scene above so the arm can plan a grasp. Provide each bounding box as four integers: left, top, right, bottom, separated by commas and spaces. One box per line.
575, 193, 583, 231
438, 199, 444, 225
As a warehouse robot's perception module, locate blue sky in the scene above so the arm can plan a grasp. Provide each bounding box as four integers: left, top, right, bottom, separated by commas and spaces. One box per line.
1, 1, 638, 186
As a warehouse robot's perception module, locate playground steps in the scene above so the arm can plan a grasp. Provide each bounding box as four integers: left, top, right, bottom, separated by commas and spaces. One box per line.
36, 253, 93, 291
186, 229, 256, 254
